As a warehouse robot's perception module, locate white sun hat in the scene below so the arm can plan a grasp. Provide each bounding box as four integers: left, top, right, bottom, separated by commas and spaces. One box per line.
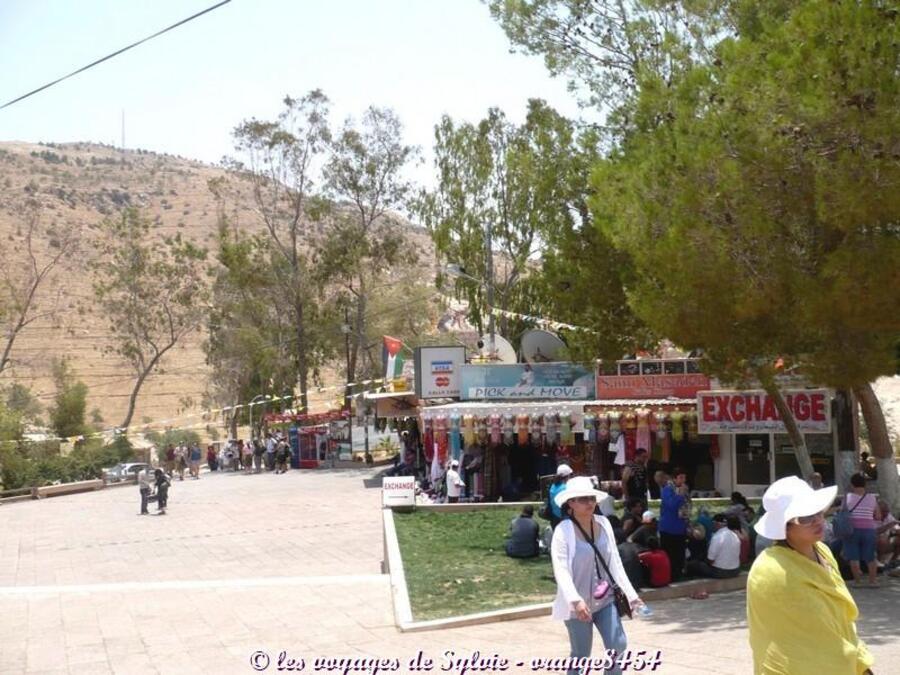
754, 475, 838, 540
556, 463, 573, 477
553, 475, 610, 508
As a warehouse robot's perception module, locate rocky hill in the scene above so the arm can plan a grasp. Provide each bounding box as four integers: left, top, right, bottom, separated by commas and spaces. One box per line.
0, 141, 436, 434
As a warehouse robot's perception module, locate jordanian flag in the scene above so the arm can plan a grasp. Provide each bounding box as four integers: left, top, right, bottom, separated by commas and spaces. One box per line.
383, 336, 406, 381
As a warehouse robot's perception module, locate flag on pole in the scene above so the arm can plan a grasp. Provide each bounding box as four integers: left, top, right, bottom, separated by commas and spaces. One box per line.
383, 336, 405, 382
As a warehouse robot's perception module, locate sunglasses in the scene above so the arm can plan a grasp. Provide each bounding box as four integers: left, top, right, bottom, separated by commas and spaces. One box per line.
792, 512, 824, 526
572, 496, 597, 504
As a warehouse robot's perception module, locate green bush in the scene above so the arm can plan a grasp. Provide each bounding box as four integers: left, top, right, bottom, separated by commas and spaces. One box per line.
0, 438, 136, 490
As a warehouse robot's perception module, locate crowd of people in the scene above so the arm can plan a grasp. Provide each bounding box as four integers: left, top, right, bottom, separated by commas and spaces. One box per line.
201, 433, 294, 475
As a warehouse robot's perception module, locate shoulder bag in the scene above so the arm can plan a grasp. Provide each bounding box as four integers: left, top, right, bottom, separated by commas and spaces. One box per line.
833, 493, 864, 539
572, 518, 633, 620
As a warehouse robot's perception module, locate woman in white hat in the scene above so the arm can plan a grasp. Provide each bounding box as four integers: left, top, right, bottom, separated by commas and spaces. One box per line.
747, 476, 874, 675
551, 475, 645, 675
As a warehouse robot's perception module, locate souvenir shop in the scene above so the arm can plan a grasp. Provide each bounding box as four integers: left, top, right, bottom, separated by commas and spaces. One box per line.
264, 409, 350, 469
419, 401, 588, 502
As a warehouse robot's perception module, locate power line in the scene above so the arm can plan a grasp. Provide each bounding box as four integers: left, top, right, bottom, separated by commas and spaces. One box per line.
0, 0, 233, 111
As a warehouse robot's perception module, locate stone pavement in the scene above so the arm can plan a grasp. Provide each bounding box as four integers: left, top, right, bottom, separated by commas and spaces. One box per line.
1, 467, 898, 674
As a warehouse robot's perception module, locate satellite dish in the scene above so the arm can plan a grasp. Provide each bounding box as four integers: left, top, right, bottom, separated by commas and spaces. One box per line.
521, 330, 566, 363
479, 333, 517, 364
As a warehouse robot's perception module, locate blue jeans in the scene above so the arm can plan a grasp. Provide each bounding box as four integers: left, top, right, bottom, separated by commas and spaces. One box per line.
564, 603, 628, 675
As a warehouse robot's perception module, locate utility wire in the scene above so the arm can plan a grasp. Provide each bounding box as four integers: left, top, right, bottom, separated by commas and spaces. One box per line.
0, 0, 233, 111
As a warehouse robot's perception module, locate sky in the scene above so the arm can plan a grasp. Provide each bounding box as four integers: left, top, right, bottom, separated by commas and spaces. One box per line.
0, 0, 584, 187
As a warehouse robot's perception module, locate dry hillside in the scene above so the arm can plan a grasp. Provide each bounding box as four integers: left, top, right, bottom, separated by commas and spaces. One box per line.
0, 141, 437, 434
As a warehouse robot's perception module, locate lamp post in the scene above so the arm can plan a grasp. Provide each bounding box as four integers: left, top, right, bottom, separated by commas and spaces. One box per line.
341, 315, 354, 459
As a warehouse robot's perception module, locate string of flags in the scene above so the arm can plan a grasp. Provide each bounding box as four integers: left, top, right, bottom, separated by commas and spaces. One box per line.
5, 378, 386, 446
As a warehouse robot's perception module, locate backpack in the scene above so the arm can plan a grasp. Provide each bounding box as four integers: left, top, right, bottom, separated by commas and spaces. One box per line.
833, 494, 864, 539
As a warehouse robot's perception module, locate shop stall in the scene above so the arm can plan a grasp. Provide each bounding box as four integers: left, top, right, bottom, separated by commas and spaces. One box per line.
264, 409, 350, 469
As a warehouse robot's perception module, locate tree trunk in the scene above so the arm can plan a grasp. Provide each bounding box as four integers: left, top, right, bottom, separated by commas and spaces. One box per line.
120, 354, 164, 430
762, 381, 815, 480
294, 297, 308, 413
854, 382, 899, 511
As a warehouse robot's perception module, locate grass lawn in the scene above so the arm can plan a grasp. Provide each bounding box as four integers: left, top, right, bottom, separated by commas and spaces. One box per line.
393, 508, 556, 621
392, 498, 762, 621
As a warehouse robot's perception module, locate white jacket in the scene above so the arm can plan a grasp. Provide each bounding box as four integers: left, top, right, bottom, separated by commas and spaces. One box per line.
550, 515, 639, 620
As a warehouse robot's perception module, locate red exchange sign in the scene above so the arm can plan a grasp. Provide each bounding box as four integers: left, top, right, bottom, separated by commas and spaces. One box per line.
697, 389, 831, 434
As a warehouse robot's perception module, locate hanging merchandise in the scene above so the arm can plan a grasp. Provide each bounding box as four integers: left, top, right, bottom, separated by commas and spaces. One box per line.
530, 414, 543, 446
449, 414, 462, 460
462, 414, 476, 447
583, 413, 596, 445
516, 413, 530, 446
502, 414, 515, 446
476, 416, 489, 445
544, 413, 559, 446
671, 411, 685, 442
423, 417, 435, 462
559, 412, 574, 447
636, 409, 651, 452
655, 412, 669, 441
609, 413, 622, 442
686, 411, 699, 440
649, 412, 659, 434
611, 432, 626, 467
623, 411, 637, 463
434, 416, 449, 465
661, 416, 673, 462
597, 413, 610, 442
489, 414, 502, 446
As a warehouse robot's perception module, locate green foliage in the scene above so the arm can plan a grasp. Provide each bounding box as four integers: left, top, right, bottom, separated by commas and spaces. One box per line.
0, 437, 133, 490
420, 99, 652, 357
92, 208, 209, 428
590, 0, 900, 389
144, 428, 201, 448
3, 384, 39, 425
319, 106, 419, 383
47, 358, 88, 439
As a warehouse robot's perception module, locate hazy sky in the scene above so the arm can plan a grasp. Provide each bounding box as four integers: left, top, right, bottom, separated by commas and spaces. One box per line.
0, 0, 583, 186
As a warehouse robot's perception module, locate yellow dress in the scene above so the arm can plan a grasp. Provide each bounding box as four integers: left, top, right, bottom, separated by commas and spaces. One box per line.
747, 542, 874, 674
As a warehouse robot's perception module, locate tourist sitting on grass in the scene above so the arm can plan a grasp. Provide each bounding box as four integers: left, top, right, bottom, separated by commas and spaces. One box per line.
638, 536, 671, 587
686, 514, 742, 579
627, 511, 658, 553
505, 505, 540, 559
617, 497, 645, 543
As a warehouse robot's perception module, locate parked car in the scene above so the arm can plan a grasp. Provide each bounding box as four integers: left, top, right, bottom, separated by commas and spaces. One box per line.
103, 462, 151, 483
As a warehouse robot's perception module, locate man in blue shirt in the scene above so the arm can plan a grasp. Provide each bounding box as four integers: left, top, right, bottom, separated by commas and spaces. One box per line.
546, 464, 572, 528
657, 469, 689, 581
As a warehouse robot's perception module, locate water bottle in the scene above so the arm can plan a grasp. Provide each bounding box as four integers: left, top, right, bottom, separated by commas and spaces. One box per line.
636, 603, 653, 618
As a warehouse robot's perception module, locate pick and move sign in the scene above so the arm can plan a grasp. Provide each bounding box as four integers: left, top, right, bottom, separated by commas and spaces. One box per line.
697, 389, 832, 434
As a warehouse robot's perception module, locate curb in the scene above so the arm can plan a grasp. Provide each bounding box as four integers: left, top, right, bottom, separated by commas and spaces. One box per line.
382, 506, 748, 632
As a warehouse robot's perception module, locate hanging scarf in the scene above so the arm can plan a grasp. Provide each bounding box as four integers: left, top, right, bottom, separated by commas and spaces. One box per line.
583, 413, 596, 446
609, 413, 622, 442
671, 412, 685, 443
449, 414, 461, 460
423, 418, 434, 462
502, 414, 515, 446
489, 414, 502, 446
516, 414, 530, 446
530, 414, 543, 445
462, 415, 476, 447
597, 413, 610, 442
559, 412, 574, 447
476, 416, 489, 445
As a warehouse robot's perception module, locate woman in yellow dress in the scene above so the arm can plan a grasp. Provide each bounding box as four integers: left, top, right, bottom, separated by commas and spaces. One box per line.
748, 476, 874, 674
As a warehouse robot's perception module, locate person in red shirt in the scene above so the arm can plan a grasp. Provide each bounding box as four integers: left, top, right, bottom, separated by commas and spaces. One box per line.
638, 537, 671, 587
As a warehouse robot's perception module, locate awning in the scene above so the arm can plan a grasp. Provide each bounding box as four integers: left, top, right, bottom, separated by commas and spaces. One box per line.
584, 398, 696, 409
363, 390, 420, 418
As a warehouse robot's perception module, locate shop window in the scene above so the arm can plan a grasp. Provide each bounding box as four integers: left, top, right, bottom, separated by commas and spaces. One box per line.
619, 361, 640, 376
664, 361, 686, 374
686, 360, 702, 374
641, 361, 662, 375
774, 433, 834, 484
735, 435, 771, 486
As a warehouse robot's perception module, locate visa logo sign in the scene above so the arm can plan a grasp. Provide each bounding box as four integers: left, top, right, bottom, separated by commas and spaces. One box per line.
431, 360, 454, 374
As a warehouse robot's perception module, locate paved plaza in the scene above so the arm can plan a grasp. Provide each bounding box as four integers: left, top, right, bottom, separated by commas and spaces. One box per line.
1, 467, 899, 674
